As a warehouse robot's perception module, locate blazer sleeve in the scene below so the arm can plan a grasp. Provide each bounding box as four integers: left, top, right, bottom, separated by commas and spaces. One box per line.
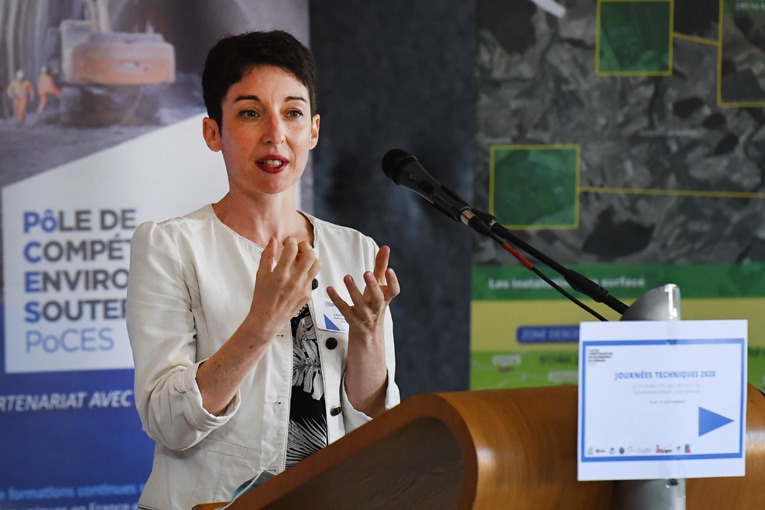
126, 221, 240, 451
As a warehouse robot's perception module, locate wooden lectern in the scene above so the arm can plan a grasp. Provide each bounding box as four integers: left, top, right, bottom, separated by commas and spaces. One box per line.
195, 383, 765, 510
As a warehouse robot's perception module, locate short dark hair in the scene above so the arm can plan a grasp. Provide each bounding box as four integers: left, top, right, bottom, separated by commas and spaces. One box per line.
202, 30, 318, 127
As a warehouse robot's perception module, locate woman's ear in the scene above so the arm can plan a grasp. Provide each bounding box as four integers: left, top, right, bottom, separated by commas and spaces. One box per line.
309, 114, 320, 150
202, 117, 222, 152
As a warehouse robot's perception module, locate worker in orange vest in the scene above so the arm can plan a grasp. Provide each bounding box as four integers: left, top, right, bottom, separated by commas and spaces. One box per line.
6, 69, 35, 127
36, 66, 61, 117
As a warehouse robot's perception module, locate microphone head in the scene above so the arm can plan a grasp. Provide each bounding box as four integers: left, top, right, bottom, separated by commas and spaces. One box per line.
381, 149, 417, 183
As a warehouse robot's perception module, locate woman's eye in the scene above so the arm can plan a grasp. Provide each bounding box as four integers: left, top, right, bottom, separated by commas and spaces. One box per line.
286, 109, 303, 118
240, 109, 259, 119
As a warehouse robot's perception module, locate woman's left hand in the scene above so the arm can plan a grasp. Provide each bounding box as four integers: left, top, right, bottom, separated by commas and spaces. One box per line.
327, 245, 399, 341
326, 245, 399, 416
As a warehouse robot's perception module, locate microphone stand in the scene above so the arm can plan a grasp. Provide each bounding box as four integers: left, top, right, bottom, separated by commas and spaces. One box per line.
467, 209, 628, 319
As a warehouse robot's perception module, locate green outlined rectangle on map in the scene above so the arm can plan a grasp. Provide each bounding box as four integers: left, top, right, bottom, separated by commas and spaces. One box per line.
596, 0, 673, 75
719, 0, 765, 106
489, 144, 579, 230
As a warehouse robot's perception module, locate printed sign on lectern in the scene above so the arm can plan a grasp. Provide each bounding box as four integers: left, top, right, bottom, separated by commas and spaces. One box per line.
578, 320, 747, 481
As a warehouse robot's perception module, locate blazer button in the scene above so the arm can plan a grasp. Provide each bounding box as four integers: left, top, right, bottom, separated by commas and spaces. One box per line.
330, 406, 342, 416
311, 278, 319, 290
326, 337, 338, 350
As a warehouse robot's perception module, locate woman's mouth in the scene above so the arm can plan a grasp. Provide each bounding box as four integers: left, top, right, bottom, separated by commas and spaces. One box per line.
257, 158, 287, 174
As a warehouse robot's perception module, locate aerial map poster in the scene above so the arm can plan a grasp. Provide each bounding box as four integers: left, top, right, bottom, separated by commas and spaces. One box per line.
472, 0, 765, 390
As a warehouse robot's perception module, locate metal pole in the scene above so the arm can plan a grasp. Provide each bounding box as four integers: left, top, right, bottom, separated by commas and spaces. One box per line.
613, 284, 686, 510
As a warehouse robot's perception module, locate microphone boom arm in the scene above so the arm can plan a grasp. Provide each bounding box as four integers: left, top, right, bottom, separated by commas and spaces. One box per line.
472, 210, 628, 315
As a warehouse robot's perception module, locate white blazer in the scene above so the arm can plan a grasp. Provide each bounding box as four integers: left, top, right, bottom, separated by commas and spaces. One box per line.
126, 205, 400, 510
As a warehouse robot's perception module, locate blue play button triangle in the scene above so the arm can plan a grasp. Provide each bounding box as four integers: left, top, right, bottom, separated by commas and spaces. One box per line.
698, 407, 734, 437
324, 314, 341, 331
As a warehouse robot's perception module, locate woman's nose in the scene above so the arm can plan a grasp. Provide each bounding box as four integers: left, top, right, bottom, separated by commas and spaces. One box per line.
262, 115, 286, 145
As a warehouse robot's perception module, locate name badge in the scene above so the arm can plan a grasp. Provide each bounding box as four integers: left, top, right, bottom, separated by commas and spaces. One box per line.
313, 293, 349, 333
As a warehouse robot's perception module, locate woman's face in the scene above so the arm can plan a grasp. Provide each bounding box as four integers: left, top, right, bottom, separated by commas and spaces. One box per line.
203, 64, 320, 200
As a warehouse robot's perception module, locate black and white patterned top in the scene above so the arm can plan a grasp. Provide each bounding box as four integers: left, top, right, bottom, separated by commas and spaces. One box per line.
285, 305, 328, 468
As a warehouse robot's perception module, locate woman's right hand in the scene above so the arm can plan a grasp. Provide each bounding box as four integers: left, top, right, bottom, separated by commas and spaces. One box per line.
246, 236, 322, 336
197, 236, 321, 415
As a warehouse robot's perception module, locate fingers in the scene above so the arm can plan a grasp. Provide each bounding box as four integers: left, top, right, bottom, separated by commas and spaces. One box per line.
256, 237, 279, 277
358, 246, 400, 299
371, 246, 400, 300
326, 283, 352, 317
327, 247, 400, 321
382, 266, 400, 299
353, 273, 384, 309
258, 241, 397, 331
257, 237, 317, 278
373, 245, 391, 282
275, 237, 320, 280
295, 239, 322, 281
327, 275, 371, 313
253, 237, 321, 318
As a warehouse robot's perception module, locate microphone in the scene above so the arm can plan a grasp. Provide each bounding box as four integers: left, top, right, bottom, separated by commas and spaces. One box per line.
381, 149, 490, 235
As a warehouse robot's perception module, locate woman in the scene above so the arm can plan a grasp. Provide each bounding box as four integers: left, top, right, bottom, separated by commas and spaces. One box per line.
126, 30, 400, 510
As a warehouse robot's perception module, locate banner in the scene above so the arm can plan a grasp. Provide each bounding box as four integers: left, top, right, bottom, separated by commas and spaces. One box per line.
0, 1, 308, 508
472, 0, 765, 390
